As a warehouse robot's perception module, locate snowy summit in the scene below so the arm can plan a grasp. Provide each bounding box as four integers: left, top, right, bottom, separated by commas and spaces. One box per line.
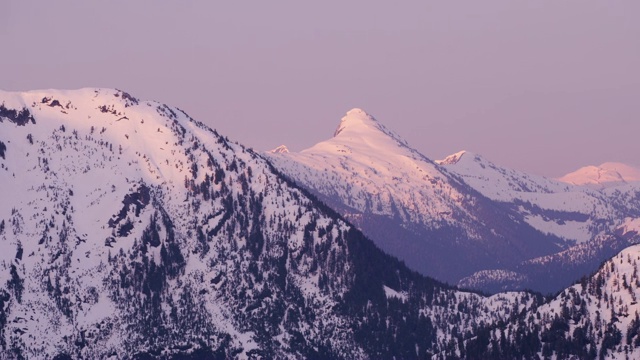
333, 108, 379, 137
558, 162, 640, 188
270, 144, 289, 154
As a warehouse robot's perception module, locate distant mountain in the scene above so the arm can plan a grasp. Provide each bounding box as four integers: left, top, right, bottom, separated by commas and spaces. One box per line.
440, 151, 640, 293
266, 109, 570, 287
268, 110, 640, 294
559, 162, 640, 188
0, 89, 541, 359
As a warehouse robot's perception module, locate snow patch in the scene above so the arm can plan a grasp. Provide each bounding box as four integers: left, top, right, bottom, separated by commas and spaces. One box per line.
383, 285, 407, 301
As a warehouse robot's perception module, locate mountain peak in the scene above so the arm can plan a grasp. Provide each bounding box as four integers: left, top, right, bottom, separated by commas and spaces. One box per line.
330, 108, 413, 151
346, 107, 372, 117
333, 108, 379, 137
270, 144, 290, 154
558, 162, 640, 188
437, 150, 469, 165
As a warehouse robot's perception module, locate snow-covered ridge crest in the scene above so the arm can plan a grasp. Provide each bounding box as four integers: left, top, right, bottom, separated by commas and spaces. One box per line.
436, 150, 468, 165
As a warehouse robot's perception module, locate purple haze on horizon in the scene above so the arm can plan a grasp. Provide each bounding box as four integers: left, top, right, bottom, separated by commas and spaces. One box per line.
1, 1, 639, 178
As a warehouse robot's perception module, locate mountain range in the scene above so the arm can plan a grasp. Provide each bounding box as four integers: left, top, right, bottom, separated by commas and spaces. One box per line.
1, 88, 640, 359
267, 109, 640, 294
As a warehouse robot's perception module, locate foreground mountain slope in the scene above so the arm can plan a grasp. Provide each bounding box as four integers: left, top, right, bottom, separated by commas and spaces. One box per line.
266, 109, 566, 285
457, 240, 640, 360
0, 89, 536, 359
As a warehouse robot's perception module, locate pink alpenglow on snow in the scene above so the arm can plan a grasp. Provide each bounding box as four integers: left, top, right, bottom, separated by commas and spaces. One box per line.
558, 162, 640, 188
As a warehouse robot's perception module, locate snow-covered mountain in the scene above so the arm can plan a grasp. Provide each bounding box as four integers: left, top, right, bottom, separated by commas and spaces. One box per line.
459, 243, 640, 359
559, 162, 640, 189
441, 151, 640, 293
267, 109, 640, 294
436, 150, 600, 243
266, 109, 570, 286
0, 89, 546, 359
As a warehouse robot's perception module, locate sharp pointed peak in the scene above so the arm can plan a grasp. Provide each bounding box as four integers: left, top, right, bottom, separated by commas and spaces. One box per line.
437, 150, 468, 165
333, 108, 379, 137
326, 108, 420, 156
270, 145, 290, 154
436, 150, 489, 166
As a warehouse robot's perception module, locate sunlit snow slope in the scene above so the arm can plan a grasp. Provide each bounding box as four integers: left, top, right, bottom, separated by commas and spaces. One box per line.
267, 109, 567, 286
0, 89, 544, 359
268, 109, 640, 294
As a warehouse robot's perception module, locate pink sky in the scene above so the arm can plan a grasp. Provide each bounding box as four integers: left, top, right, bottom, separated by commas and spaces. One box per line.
1, 1, 638, 177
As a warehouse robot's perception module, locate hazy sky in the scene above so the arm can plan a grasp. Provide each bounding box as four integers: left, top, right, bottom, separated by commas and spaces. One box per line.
2, 1, 639, 177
